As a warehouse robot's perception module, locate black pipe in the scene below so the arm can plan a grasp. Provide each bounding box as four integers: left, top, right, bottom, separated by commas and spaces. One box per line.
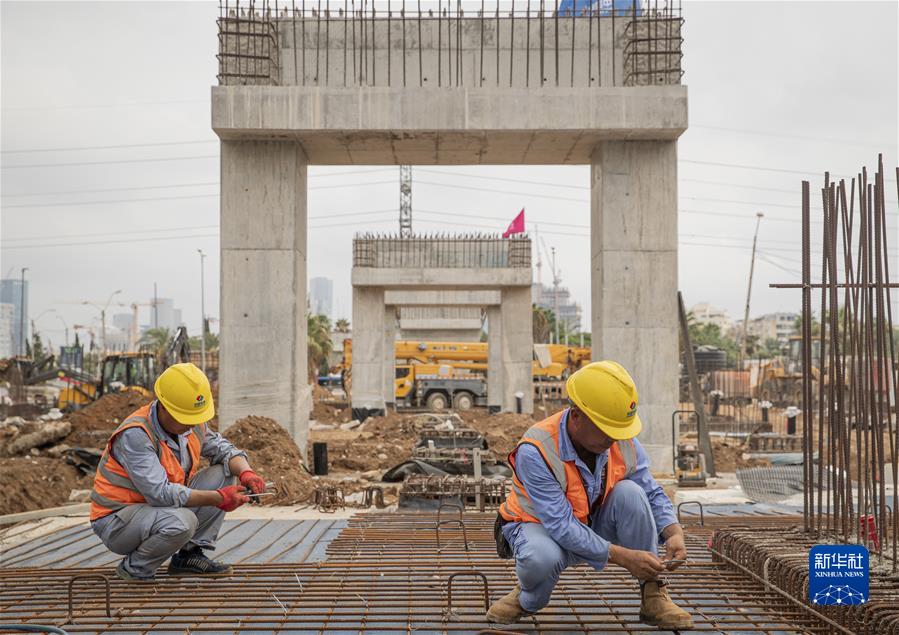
312, 442, 329, 476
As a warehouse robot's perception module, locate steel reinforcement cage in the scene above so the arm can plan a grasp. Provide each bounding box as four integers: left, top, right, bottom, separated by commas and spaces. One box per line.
217, 0, 683, 87
353, 233, 531, 268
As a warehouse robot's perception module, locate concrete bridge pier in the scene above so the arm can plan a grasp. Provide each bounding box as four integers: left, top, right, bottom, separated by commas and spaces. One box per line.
591, 141, 679, 468
219, 140, 310, 451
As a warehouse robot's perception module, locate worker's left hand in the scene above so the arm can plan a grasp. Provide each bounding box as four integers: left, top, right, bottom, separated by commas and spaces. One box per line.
239, 469, 267, 495
664, 532, 688, 570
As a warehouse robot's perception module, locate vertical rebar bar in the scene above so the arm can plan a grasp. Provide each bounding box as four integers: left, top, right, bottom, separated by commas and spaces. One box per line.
569, 0, 575, 86
509, 0, 515, 86
801, 180, 812, 533
496, 0, 500, 87
479, 0, 485, 86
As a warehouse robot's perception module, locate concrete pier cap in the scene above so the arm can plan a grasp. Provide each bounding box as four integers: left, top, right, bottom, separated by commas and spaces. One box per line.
213, 3, 687, 470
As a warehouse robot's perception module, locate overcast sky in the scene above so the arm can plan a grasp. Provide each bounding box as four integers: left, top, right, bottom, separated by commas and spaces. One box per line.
2, 1, 897, 348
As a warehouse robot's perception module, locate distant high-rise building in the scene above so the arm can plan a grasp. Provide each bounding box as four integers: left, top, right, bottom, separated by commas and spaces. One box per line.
309, 277, 334, 318
0, 303, 15, 358
532, 282, 582, 337
112, 313, 132, 331
0, 279, 29, 356
150, 298, 184, 332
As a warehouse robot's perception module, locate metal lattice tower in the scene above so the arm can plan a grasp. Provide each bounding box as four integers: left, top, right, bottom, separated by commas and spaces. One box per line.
399, 165, 412, 237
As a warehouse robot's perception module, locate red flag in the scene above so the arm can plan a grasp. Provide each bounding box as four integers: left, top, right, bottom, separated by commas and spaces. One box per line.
502, 208, 525, 238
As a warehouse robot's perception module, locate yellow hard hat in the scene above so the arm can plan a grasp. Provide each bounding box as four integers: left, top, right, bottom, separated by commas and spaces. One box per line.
154, 363, 215, 425
566, 361, 641, 440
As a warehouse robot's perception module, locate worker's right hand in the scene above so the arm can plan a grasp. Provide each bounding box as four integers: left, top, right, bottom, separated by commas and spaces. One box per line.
216, 485, 249, 512
609, 545, 666, 581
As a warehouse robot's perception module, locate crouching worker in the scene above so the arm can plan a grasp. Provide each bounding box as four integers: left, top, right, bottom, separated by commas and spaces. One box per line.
488, 361, 693, 630
90, 363, 267, 582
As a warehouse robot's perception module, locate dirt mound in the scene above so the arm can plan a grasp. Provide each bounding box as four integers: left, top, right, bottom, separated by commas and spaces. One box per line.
711, 440, 772, 472
311, 400, 351, 424
0, 457, 92, 515
64, 391, 152, 448
312, 411, 420, 472
461, 411, 534, 457
224, 416, 314, 504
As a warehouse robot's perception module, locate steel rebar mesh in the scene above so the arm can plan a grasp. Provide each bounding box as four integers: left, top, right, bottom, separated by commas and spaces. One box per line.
353, 233, 531, 268
216, 0, 683, 88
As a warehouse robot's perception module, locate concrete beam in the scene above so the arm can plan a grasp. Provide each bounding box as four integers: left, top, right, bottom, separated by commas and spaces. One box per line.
384, 289, 502, 307
212, 86, 688, 165
398, 318, 484, 331
219, 141, 309, 452
353, 268, 531, 288
591, 141, 678, 471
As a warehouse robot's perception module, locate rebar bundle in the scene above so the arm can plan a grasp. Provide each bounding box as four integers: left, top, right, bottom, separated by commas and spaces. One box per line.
773, 156, 899, 566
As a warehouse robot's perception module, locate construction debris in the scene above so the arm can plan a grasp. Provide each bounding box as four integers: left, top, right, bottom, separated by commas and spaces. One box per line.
0, 420, 71, 457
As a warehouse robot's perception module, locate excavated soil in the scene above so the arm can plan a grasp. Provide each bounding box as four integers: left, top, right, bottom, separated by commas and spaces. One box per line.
709, 439, 772, 472
63, 391, 153, 448
223, 416, 315, 505
311, 400, 352, 424
0, 457, 93, 515
460, 411, 537, 457
310, 411, 420, 472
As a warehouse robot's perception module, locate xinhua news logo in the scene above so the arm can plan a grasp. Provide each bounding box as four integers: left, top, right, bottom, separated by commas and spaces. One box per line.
808, 545, 869, 606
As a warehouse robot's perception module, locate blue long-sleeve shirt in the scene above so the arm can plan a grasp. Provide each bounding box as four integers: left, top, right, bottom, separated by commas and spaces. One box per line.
502, 409, 677, 570
91, 401, 247, 531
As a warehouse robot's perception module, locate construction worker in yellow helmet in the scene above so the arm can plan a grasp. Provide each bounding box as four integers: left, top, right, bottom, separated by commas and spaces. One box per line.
488, 361, 693, 629
90, 363, 267, 582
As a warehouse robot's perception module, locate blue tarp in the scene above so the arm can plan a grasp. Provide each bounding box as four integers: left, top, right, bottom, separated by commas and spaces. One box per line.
558, 0, 642, 17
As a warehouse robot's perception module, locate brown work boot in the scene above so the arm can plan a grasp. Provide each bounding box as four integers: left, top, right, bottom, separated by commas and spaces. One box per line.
486, 585, 532, 624
639, 580, 694, 630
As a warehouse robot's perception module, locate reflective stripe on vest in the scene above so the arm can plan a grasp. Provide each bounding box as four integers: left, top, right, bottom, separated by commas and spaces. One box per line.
618, 437, 638, 475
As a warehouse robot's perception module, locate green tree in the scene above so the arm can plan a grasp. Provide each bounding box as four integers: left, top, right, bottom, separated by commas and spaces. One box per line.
334, 318, 350, 333
139, 328, 173, 358
30, 332, 47, 360
533, 305, 556, 343
307, 313, 333, 379
188, 332, 220, 351
686, 320, 740, 366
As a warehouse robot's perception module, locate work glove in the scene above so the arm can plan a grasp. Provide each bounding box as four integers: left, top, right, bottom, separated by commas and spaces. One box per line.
216, 485, 249, 512
239, 469, 267, 495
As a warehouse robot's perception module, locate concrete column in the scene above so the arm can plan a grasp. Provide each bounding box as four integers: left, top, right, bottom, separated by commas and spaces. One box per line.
351, 286, 386, 417
500, 287, 533, 413
591, 141, 678, 471
487, 306, 503, 413
219, 141, 309, 452
383, 305, 396, 409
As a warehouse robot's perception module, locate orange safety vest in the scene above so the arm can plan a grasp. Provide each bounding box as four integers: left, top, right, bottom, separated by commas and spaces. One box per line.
90, 403, 204, 521
499, 410, 638, 524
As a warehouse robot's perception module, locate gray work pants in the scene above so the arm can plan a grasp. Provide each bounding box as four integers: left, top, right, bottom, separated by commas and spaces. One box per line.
92, 466, 233, 578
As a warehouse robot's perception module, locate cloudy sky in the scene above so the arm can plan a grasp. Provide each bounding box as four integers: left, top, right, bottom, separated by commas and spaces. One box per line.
2, 0, 897, 348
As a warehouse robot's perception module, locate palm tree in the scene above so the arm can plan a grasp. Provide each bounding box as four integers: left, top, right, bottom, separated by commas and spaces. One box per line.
307, 313, 333, 379
334, 318, 350, 333
533, 305, 554, 343
139, 328, 172, 359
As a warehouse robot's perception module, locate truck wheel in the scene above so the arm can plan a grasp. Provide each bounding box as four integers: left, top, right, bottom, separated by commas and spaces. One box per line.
426, 392, 449, 410
453, 392, 474, 411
